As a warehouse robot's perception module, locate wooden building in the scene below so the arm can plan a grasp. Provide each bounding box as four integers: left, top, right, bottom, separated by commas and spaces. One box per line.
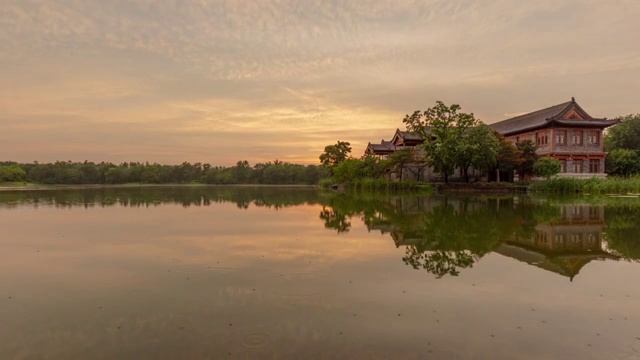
489, 98, 619, 178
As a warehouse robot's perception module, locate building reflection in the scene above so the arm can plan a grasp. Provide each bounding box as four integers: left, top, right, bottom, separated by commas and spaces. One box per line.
366, 197, 623, 280
494, 204, 618, 281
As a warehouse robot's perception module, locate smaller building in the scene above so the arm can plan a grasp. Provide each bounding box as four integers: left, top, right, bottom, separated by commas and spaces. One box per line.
364, 140, 397, 159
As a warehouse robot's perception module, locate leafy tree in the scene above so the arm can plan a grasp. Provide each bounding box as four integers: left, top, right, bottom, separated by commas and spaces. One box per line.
140, 165, 162, 183
515, 140, 538, 181
386, 148, 419, 181
0, 165, 27, 182
495, 132, 524, 174
455, 124, 500, 182
533, 157, 562, 180
360, 155, 386, 179
319, 141, 352, 168
605, 114, 640, 154
333, 159, 364, 183
606, 149, 640, 177
233, 160, 252, 183
403, 101, 477, 183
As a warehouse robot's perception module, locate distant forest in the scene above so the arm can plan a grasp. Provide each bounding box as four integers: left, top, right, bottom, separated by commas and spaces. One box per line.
0, 160, 329, 185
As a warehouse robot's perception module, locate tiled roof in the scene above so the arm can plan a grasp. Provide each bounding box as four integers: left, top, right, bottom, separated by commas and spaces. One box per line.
489, 99, 618, 135
367, 140, 395, 152
397, 130, 422, 141
489, 101, 573, 135
390, 128, 428, 146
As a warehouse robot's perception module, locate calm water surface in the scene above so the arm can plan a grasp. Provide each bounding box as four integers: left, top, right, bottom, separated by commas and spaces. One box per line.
1, 187, 640, 359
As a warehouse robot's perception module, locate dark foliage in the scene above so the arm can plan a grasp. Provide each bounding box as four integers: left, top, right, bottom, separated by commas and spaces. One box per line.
0, 160, 329, 185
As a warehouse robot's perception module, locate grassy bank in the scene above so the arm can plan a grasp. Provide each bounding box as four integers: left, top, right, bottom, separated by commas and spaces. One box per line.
530, 176, 640, 195
0, 181, 35, 188
319, 178, 432, 194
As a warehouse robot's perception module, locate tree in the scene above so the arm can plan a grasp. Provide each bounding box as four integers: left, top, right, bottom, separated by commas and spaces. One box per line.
495, 132, 524, 172
332, 159, 364, 183
319, 141, 352, 168
360, 155, 386, 179
403, 101, 477, 183
455, 124, 500, 182
606, 149, 640, 177
0, 165, 27, 182
605, 114, 640, 154
515, 140, 538, 181
533, 157, 561, 180
386, 148, 418, 181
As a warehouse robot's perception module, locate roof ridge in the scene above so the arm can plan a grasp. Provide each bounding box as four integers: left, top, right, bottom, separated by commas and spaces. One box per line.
498, 100, 572, 124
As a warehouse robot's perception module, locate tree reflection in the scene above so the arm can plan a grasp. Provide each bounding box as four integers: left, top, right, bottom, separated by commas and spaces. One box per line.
319, 206, 351, 233
0, 186, 324, 210
403, 249, 476, 278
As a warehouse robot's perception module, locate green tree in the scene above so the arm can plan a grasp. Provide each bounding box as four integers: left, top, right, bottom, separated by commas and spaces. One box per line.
319, 141, 352, 168
495, 132, 524, 174
386, 148, 418, 181
606, 149, 640, 177
333, 159, 364, 183
515, 140, 538, 181
232, 160, 252, 183
0, 165, 27, 182
533, 157, 561, 180
455, 124, 500, 182
360, 155, 386, 179
403, 101, 477, 183
605, 114, 640, 154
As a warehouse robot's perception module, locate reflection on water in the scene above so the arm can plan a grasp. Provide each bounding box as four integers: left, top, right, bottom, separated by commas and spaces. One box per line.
320, 194, 640, 280
1, 187, 640, 359
2, 187, 639, 280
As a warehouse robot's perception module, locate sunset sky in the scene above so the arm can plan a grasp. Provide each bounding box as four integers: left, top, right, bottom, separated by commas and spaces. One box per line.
1, 0, 639, 165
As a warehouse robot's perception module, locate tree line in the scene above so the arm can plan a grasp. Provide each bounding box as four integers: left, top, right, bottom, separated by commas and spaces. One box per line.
0, 160, 329, 185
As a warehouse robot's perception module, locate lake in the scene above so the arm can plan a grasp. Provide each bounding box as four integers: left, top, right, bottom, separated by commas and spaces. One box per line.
1, 186, 639, 359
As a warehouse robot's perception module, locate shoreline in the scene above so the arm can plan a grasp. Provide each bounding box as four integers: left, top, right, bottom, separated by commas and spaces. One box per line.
0, 183, 318, 192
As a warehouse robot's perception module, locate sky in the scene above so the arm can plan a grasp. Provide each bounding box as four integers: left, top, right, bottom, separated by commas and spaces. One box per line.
1, 0, 639, 165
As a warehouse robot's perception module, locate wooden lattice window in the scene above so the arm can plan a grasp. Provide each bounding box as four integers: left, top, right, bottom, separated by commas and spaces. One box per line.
587, 131, 600, 146
572, 130, 583, 145
573, 159, 583, 173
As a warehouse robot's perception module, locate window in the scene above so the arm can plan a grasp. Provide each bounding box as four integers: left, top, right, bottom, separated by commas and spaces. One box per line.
554, 234, 566, 243
589, 159, 599, 173
571, 233, 584, 242
560, 159, 567, 173
515, 136, 520, 143
572, 206, 583, 218
587, 131, 600, 146
537, 131, 548, 146
572, 130, 583, 145
555, 130, 566, 145
573, 159, 583, 173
